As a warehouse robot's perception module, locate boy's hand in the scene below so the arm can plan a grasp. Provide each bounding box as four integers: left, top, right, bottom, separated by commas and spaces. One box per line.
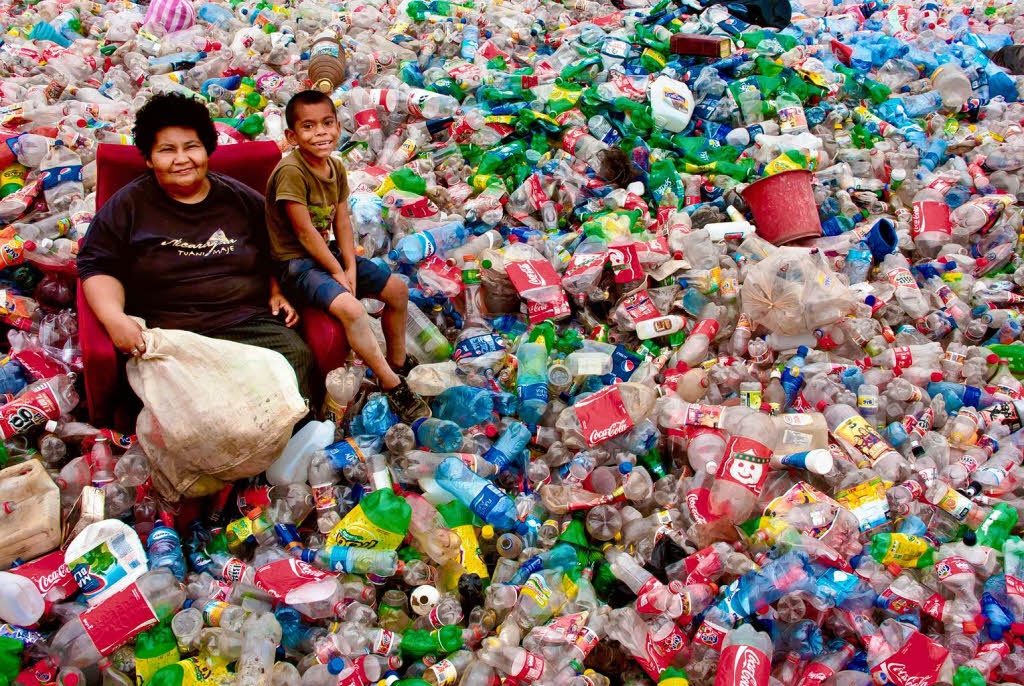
331, 270, 353, 293
270, 292, 300, 328
345, 265, 358, 295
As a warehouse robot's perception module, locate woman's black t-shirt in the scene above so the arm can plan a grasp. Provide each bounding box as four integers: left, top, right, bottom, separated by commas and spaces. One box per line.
77, 171, 272, 333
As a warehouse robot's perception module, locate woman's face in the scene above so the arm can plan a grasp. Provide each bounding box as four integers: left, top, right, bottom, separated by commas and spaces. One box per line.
146, 126, 209, 195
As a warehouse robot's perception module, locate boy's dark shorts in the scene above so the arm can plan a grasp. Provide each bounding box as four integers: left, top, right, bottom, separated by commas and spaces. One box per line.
279, 245, 392, 310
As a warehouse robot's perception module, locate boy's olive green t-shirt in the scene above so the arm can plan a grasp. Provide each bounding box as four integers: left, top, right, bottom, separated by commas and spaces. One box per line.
264, 148, 350, 261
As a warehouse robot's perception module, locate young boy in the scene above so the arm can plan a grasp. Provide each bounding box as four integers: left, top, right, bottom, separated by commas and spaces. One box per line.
266, 90, 430, 422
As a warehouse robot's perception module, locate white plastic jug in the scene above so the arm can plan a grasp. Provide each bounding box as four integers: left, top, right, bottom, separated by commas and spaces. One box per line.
649, 75, 695, 133
0, 571, 44, 626
266, 420, 336, 486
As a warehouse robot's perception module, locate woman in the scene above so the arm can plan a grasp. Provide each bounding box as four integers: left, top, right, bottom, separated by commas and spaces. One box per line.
77, 92, 316, 400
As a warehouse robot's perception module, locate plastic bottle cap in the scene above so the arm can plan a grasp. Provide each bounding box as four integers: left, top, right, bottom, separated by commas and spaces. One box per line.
806, 449, 833, 475
618, 462, 633, 475
987, 354, 999, 364
44, 419, 58, 432
796, 345, 809, 356
931, 372, 943, 382
327, 658, 345, 675
480, 525, 495, 540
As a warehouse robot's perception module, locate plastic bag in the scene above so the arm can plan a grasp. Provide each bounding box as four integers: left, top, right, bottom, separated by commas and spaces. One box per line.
741, 247, 856, 335
126, 319, 306, 501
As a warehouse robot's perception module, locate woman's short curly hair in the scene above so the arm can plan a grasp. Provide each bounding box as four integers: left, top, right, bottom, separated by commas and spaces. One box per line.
132, 92, 218, 159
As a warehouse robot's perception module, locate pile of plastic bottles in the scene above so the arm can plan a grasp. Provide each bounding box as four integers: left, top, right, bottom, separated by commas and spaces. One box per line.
6, 0, 1024, 682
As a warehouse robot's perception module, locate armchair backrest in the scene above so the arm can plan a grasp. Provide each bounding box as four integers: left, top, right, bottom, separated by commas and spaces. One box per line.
95, 141, 283, 208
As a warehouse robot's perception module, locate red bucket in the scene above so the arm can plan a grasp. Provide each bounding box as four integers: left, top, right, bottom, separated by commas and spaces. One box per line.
741, 169, 822, 244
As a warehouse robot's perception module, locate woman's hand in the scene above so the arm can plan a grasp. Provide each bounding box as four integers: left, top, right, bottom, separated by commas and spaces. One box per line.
270, 292, 299, 328
107, 314, 146, 356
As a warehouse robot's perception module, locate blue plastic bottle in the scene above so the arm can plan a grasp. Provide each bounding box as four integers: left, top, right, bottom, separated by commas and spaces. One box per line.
516, 341, 549, 425
431, 386, 494, 427
201, 75, 242, 97
436, 457, 527, 533
147, 522, 187, 580
483, 421, 531, 471
460, 25, 479, 60
509, 543, 579, 584
198, 2, 235, 27
926, 380, 999, 412
388, 222, 469, 263
843, 242, 873, 284
412, 417, 463, 452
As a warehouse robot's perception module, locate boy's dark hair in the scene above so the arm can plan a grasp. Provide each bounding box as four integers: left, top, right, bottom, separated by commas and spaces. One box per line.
132, 92, 217, 159
285, 90, 337, 130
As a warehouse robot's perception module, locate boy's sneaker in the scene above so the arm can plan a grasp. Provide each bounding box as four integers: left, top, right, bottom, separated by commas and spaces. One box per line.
383, 379, 431, 423
389, 357, 417, 378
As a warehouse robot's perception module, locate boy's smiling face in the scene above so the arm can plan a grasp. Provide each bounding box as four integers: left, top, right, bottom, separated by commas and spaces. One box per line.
285, 100, 340, 161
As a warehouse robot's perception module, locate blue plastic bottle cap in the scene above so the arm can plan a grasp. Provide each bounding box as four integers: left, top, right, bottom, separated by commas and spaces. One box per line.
327, 658, 345, 675
619, 462, 633, 475
796, 345, 809, 357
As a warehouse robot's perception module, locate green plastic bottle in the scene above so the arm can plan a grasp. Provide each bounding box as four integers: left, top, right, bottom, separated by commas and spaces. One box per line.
399, 625, 464, 659
0, 637, 23, 686
135, 622, 180, 686
986, 344, 1024, 376
237, 114, 264, 136
976, 503, 1018, 550
328, 488, 411, 550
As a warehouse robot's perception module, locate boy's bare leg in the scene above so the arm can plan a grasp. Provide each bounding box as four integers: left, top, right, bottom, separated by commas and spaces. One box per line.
329, 292, 401, 389
378, 276, 409, 369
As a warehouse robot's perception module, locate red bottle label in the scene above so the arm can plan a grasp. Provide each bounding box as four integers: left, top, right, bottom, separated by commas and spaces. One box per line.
80, 583, 159, 656
715, 644, 771, 686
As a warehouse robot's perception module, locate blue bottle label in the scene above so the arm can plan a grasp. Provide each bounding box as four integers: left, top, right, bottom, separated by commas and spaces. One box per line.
470, 484, 504, 517
40, 165, 82, 190
324, 438, 365, 470
453, 334, 505, 362
416, 231, 438, 259
518, 382, 549, 404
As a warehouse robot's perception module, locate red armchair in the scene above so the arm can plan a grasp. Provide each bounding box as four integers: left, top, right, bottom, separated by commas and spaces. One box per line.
79, 142, 348, 431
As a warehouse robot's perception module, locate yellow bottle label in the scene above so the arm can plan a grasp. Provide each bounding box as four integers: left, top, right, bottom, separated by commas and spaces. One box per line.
177, 657, 231, 686
834, 414, 890, 466
453, 524, 488, 579
878, 535, 929, 566
328, 504, 404, 549
225, 517, 253, 548
202, 600, 229, 627
135, 647, 179, 686
321, 394, 347, 425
